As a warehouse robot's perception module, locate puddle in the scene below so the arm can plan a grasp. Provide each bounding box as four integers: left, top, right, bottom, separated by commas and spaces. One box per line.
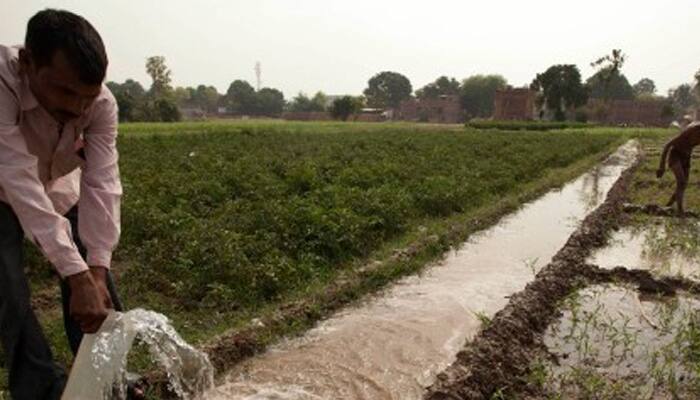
206, 141, 638, 400
543, 284, 700, 399
590, 221, 700, 281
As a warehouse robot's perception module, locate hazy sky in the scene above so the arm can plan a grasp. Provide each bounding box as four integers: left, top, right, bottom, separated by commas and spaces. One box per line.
4, 1, 699, 98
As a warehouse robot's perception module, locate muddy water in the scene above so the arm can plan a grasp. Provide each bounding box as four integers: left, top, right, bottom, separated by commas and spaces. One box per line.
206, 141, 639, 400
590, 221, 700, 281
543, 284, 700, 398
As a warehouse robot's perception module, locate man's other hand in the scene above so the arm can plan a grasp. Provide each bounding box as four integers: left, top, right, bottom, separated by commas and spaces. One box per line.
656, 168, 665, 179
66, 266, 113, 333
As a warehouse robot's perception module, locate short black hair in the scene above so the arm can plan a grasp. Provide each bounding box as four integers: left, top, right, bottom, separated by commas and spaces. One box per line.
25, 9, 108, 85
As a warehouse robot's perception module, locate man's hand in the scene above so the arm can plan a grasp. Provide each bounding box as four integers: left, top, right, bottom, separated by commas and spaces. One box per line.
67, 266, 113, 333
656, 168, 665, 179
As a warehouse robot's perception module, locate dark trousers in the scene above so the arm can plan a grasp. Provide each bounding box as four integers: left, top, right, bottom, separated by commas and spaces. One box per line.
0, 202, 123, 400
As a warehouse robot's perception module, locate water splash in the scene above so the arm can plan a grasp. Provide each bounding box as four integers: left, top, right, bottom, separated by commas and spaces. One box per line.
62, 309, 214, 400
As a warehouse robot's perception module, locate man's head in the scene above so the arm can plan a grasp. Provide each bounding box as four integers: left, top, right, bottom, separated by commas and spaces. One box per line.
19, 9, 108, 124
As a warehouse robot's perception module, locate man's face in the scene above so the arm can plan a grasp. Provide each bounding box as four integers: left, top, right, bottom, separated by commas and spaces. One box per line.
19, 49, 102, 124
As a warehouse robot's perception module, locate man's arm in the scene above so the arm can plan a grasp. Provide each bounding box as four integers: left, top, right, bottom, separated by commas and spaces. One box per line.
78, 90, 122, 272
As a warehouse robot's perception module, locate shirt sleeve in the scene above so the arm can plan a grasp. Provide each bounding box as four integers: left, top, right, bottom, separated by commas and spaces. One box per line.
0, 85, 88, 277
78, 91, 122, 268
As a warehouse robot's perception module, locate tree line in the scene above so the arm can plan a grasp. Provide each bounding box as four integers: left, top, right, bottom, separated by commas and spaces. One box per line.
108, 51, 700, 123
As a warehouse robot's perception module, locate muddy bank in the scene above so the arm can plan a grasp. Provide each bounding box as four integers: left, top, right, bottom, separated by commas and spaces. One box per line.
623, 203, 700, 219
425, 143, 644, 400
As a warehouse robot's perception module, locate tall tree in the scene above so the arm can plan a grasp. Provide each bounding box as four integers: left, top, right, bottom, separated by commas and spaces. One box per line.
531, 65, 588, 121
329, 96, 362, 121
586, 69, 635, 100
145, 56, 172, 96
193, 85, 220, 113
588, 49, 633, 101
668, 84, 696, 118
288, 91, 326, 112
459, 74, 507, 118
226, 80, 257, 114
633, 78, 657, 97
694, 69, 700, 102
106, 79, 147, 122
416, 76, 460, 99
172, 86, 195, 109
363, 71, 412, 108
591, 49, 626, 79
256, 87, 285, 116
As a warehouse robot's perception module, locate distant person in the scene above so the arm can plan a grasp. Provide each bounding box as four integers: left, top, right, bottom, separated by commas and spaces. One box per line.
0, 9, 142, 399
657, 124, 700, 215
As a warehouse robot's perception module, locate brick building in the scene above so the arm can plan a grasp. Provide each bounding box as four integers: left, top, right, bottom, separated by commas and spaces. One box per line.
492, 88, 537, 120
397, 95, 464, 124
587, 99, 671, 126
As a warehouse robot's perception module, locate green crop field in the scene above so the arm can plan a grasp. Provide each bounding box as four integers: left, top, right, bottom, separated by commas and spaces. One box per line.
2, 120, 648, 393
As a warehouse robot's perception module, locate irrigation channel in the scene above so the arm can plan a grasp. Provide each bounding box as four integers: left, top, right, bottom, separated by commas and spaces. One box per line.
205, 141, 639, 400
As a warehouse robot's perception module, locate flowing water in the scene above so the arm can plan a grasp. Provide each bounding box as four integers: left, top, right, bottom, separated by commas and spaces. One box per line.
61, 309, 214, 400
205, 141, 639, 400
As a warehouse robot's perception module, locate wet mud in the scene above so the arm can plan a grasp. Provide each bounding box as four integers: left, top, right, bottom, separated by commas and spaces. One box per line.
623, 203, 700, 219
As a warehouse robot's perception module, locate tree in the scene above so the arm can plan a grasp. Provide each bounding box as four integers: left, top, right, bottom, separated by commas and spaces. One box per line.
694, 69, 700, 101
145, 56, 172, 96
363, 71, 412, 108
416, 76, 460, 99
586, 69, 635, 100
256, 87, 285, 116
288, 91, 326, 112
591, 49, 626, 79
633, 78, 656, 97
588, 49, 633, 101
173, 86, 194, 108
530, 65, 588, 121
311, 92, 328, 110
106, 79, 147, 122
459, 74, 507, 118
668, 84, 696, 118
154, 97, 181, 122
192, 85, 220, 113
329, 96, 362, 121
226, 80, 257, 115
